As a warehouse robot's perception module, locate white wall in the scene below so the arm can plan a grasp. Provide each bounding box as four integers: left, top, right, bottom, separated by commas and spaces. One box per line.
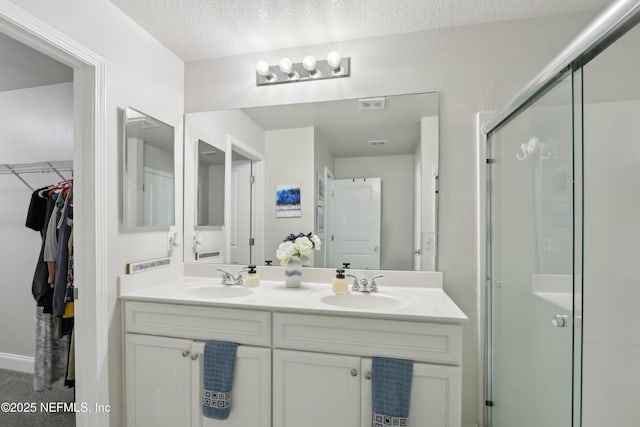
265, 127, 315, 263
581, 100, 640, 427
184, 110, 264, 262
335, 154, 415, 270
185, 12, 595, 425
1, 82, 73, 162
8, 1, 184, 425
0, 83, 73, 364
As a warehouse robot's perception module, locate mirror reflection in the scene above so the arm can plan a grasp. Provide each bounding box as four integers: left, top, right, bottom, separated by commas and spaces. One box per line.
123, 107, 175, 228
184, 92, 438, 271
197, 139, 225, 227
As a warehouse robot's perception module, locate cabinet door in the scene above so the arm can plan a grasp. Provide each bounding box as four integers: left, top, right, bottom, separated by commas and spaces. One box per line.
190, 343, 271, 427
273, 349, 361, 427
125, 334, 192, 427
360, 358, 461, 427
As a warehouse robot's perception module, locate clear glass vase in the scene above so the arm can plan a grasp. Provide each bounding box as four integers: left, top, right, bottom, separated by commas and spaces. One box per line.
284, 257, 302, 288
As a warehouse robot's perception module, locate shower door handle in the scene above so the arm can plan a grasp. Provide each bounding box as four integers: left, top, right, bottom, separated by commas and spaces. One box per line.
551, 314, 568, 328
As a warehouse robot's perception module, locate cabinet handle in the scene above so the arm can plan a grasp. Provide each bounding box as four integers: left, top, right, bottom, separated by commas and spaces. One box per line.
191, 354, 199, 360
364, 371, 372, 380
182, 350, 190, 357
350, 368, 358, 377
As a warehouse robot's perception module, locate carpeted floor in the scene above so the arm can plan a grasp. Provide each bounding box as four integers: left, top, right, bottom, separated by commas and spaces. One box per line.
0, 368, 75, 427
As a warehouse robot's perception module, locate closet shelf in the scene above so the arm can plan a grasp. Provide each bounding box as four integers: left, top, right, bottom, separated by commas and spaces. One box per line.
0, 160, 73, 191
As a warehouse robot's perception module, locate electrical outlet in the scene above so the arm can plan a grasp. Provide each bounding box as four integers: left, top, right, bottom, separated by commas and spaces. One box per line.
422, 232, 435, 255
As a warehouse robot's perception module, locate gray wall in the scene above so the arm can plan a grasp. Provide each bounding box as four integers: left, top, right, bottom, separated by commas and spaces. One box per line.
0, 83, 73, 361
185, 12, 595, 427
335, 154, 415, 271
264, 127, 315, 263
313, 130, 334, 267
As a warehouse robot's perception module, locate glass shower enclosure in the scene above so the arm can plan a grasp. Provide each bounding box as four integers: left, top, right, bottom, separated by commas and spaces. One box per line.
484, 1, 640, 426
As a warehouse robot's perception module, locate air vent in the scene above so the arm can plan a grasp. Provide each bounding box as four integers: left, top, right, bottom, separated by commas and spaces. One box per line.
201, 150, 218, 156
358, 97, 386, 111
129, 117, 159, 129
368, 139, 387, 146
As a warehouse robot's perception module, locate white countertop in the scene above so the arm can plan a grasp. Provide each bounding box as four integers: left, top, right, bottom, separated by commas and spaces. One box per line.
120, 275, 468, 323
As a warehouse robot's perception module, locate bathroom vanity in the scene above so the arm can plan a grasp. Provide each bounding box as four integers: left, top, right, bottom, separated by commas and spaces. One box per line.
120, 267, 466, 427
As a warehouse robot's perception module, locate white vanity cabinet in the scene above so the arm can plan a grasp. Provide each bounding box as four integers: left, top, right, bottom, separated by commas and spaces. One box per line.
272, 313, 462, 427
124, 301, 272, 427
273, 349, 361, 426
273, 350, 461, 427
123, 296, 463, 427
125, 334, 192, 427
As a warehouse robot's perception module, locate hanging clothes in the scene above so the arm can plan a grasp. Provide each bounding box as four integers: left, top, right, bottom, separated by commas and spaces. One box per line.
26, 179, 75, 391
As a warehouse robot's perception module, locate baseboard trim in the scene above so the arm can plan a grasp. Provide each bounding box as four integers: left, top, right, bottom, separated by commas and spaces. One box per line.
0, 352, 34, 373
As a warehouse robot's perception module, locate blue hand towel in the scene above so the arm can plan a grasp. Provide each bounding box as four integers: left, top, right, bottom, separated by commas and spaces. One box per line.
372, 357, 413, 427
202, 341, 238, 419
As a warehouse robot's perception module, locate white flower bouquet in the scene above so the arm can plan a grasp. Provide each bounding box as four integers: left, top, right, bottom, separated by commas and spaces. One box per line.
276, 232, 322, 265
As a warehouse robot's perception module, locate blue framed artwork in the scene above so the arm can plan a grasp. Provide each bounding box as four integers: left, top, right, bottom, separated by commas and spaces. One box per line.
276, 184, 301, 218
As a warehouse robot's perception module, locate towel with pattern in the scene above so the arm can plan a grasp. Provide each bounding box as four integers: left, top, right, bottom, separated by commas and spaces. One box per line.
202, 341, 238, 419
371, 357, 413, 427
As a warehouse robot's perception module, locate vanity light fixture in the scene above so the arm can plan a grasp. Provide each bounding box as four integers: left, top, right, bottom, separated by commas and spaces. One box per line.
255, 51, 350, 86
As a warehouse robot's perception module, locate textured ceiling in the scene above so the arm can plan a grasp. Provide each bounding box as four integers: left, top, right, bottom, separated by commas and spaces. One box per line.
110, 0, 611, 61
0, 33, 72, 92
242, 92, 439, 157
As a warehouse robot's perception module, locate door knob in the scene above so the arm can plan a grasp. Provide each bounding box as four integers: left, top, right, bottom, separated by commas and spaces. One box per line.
182, 350, 190, 357
191, 354, 199, 360
350, 369, 358, 377
364, 371, 372, 380
552, 314, 568, 328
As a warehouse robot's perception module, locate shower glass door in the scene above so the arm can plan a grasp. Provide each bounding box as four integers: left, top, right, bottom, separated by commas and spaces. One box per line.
487, 69, 580, 427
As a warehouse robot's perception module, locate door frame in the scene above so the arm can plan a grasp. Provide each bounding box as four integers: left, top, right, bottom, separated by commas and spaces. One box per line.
0, 3, 109, 426
476, 112, 492, 427
225, 134, 264, 265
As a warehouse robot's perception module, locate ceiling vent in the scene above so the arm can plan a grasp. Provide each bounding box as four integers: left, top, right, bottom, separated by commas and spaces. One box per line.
358, 97, 386, 111
368, 139, 387, 146
129, 117, 159, 129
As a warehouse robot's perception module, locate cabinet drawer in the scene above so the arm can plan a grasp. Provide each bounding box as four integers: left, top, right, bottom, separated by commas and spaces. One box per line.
125, 301, 271, 346
273, 313, 461, 365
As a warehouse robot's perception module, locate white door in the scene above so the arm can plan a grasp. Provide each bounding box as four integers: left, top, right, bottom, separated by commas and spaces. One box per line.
230, 160, 252, 264
190, 343, 271, 427
273, 349, 361, 427
324, 168, 335, 267
360, 358, 462, 427
125, 334, 192, 427
331, 178, 381, 269
143, 167, 174, 227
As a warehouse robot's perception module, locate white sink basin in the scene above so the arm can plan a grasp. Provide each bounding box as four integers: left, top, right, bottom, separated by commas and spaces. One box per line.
320, 293, 406, 309
184, 284, 252, 299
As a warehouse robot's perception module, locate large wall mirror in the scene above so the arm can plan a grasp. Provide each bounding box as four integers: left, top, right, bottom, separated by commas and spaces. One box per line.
123, 107, 175, 228
183, 92, 438, 271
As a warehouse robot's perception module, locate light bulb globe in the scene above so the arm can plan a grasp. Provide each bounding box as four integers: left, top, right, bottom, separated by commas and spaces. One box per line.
327, 51, 341, 70
279, 57, 293, 74
255, 61, 271, 77
302, 55, 317, 71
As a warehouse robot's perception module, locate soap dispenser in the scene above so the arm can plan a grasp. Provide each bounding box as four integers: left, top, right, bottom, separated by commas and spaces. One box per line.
245, 264, 260, 287
332, 269, 349, 295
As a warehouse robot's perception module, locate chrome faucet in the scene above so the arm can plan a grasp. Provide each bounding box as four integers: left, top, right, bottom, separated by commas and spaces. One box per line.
217, 268, 245, 286
349, 274, 383, 293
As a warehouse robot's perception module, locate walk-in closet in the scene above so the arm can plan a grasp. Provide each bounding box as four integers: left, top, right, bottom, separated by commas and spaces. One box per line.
0, 32, 75, 426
